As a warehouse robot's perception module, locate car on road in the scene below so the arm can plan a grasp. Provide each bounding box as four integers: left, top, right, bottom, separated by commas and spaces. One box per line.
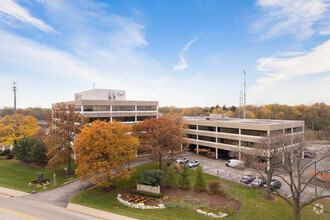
188, 160, 200, 168
251, 177, 266, 187
240, 175, 256, 184
263, 179, 282, 191
176, 157, 189, 164
303, 151, 315, 159
226, 159, 244, 169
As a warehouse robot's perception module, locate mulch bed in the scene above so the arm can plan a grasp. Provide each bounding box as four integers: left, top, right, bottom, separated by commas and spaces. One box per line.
61, 170, 75, 176
100, 185, 117, 192
259, 193, 276, 201
120, 185, 241, 213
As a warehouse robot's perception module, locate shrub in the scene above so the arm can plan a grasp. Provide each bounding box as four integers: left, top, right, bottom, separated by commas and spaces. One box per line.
130, 189, 163, 198
208, 180, 226, 195
225, 206, 235, 216
165, 165, 176, 188
173, 163, 181, 171
13, 137, 48, 165
166, 161, 173, 167
0, 149, 11, 156
137, 170, 163, 186
194, 166, 206, 192
179, 164, 190, 190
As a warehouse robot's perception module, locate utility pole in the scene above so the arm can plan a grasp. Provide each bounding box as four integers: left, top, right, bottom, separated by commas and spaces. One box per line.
13, 82, 17, 115
239, 91, 243, 118
243, 70, 246, 119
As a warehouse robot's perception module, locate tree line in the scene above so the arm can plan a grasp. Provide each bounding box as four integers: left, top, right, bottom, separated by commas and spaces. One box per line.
159, 102, 330, 131
0, 107, 50, 120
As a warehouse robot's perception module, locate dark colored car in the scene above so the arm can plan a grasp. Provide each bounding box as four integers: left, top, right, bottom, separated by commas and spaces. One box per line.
304, 151, 315, 159
240, 175, 256, 184
263, 179, 281, 191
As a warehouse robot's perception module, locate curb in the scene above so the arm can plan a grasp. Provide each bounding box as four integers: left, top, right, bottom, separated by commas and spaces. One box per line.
67, 203, 137, 220
0, 186, 30, 197
61, 178, 79, 186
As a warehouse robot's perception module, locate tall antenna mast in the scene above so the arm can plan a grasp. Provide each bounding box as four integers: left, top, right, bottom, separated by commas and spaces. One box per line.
243, 70, 246, 119
239, 91, 243, 118
13, 82, 17, 115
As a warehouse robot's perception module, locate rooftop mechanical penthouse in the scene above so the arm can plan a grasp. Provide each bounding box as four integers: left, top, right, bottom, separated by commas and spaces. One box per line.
183, 114, 305, 159
60, 89, 158, 124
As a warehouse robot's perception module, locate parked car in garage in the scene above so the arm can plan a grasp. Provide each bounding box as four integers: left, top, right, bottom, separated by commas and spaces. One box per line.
251, 177, 266, 188
263, 179, 282, 191
176, 157, 189, 164
188, 160, 200, 168
240, 175, 256, 184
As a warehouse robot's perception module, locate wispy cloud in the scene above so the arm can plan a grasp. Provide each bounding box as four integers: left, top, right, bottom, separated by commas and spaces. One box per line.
172, 38, 198, 71
0, 0, 54, 32
250, 39, 330, 96
252, 0, 330, 39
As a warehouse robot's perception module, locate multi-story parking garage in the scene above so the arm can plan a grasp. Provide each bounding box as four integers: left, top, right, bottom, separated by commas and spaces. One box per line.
59, 89, 158, 124
184, 114, 305, 159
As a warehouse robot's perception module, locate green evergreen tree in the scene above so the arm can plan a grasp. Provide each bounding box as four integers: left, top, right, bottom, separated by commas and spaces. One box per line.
179, 164, 190, 190
165, 164, 176, 188
194, 166, 206, 192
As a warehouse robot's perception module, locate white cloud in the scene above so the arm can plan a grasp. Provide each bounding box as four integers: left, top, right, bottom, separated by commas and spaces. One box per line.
0, 0, 54, 32
251, 40, 330, 97
172, 38, 198, 71
253, 0, 330, 39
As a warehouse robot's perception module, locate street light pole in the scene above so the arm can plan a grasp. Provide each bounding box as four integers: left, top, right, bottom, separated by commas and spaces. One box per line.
314, 162, 317, 196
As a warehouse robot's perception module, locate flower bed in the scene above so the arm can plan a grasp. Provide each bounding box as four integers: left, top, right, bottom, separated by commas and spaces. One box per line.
128, 195, 155, 204
29, 179, 52, 187
117, 194, 165, 209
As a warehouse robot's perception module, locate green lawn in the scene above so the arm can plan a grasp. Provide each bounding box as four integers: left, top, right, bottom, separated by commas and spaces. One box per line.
71, 162, 329, 220
0, 159, 77, 193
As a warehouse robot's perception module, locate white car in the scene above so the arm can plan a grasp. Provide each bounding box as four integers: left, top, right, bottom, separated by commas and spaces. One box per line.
188, 160, 200, 168
176, 157, 189, 164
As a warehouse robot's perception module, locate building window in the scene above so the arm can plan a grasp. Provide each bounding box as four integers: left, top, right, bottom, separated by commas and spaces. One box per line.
188, 124, 197, 130
90, 117, 110, 122
270, 129, 283, 136
187, 134, 197, 139
199, 125, 216, 132
74, 105, 81, 111
113, 117, 136, 122
199, 135, 216, 142
293, 127, 303, 133
137, 116, 156, 121
241, 141, 254, 148
285, 128, 292, 134
112, 105, 135, 111
83, 105, 110, 111
241, 129, 267, 136
217, 138, 239, 146
218, 127, 239, 134
137, 106, 157, 111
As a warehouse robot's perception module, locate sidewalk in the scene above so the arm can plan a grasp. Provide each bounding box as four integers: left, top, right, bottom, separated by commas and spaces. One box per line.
0, 186, 29, 197
67, 203, 137, 220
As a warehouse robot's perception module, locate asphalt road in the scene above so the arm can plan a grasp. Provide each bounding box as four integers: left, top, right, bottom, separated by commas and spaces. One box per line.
0, 194, 99, 220
23, 179, 93, 208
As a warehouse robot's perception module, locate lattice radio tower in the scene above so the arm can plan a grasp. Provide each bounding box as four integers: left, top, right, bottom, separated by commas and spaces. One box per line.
13, 82, 17, 115
239, 91, 243, 118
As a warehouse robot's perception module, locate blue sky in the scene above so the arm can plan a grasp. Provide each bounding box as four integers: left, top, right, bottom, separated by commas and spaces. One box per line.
0, 0, 329, 108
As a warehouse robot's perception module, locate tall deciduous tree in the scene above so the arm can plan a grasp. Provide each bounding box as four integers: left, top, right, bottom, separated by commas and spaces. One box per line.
0, 114, 39, 146
137, 117, 182, 170
45, 103, 87, 171
73, 120, 139, 187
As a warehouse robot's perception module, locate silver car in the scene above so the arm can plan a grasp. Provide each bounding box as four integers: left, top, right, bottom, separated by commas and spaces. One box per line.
188, 160, 200, 168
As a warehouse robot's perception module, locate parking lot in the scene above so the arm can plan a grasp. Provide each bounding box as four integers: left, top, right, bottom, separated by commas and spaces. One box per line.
178, 146, 330, 202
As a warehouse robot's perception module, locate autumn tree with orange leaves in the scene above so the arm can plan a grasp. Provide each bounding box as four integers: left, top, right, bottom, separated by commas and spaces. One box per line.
0, 114, 39, 146
136, 117, 182, 170
73, 120, 139, 187
45, 103, 88, 172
